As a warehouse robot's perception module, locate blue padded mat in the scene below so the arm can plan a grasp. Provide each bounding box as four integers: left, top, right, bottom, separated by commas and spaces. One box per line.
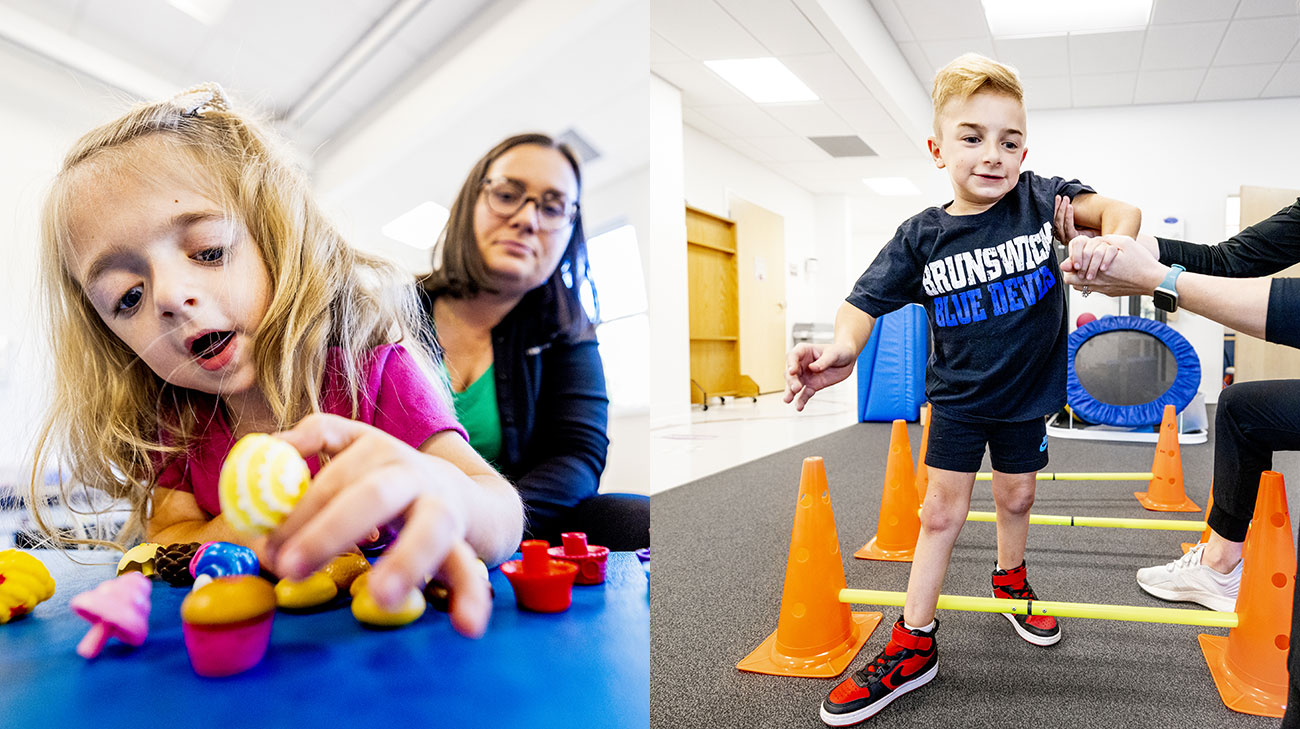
0, 550, 649, 728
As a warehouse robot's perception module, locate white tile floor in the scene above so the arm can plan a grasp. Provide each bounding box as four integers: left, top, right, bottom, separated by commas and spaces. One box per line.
649, 387, 860, 494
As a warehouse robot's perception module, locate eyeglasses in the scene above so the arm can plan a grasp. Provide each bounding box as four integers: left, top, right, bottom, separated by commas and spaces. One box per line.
480, 178, 578, 232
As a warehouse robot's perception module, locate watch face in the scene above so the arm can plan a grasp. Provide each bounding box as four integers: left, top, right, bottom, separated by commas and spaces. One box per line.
1153, 289, 1176, 312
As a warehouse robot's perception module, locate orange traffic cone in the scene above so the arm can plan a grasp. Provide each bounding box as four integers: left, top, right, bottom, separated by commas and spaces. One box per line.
1199, 470, 1294, 717
737, 457, 881, 677
915, 404, 931, 502
1182, 486, 1214, 554
856, 420, 920, 561
1136, 404, 1200, 512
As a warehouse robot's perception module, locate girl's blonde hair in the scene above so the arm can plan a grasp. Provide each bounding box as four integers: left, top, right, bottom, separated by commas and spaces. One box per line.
931, 53, 1024, 135
30, 83, 447, 550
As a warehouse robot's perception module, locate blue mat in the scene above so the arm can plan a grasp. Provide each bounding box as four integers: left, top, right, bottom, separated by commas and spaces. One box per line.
0, 550, 649, 728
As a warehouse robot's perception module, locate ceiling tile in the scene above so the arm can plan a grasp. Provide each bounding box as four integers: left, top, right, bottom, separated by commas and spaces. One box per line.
695, 103, 794, 137
3, 0, 81, 32
1141, 22, 1229, 70
1071, 72, 1137, 107
719, 137, 775, 163
781, 53, 873, 101
1235, 0, 1300, 19
827, 97, 902, 134
681, 106, 735, 139
1214, 16, 1300, 65
870, 0, 915, 43
1021, 75, 1072, 109
894, 0, 989, 42
898, 42, 936, 86
1262, 62, 1300, 96
744, 135, 830, 162
1150, 0, 1235, 25
1197, 63, 1278, 99
921, 38, 997, 72
74, 0, 206, 82
651, 61, 750, 107
389, 0, 491, 59
715, 0, 830, 55
859, 128, 924, 158
1133, 68, 1205, 103
761, 102, 853, 136
994, 36, 1069, 77
1068, 30, 1145, 74
651, 32, 691, 63
651, 0, 767, 60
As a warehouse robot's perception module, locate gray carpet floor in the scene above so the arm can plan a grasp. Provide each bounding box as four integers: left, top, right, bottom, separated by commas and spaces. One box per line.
650, 411, 1300, 728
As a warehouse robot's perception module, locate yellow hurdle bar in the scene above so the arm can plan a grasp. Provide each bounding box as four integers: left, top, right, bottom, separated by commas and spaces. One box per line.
839, 589, 1238, 628
974, 472, 1153, 481
965, 510, 1205, 532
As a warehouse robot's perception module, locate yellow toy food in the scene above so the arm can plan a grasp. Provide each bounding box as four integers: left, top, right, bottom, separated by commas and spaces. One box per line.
322, 553, 370, 592
274, 572, 338, 609
0, 550, 56, 624
116, 542, 163, 577
218, 433, 310, 534
350, 573, 425, 627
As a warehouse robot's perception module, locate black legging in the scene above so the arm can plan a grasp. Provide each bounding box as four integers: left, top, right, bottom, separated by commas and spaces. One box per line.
1209, 382, 1300, 729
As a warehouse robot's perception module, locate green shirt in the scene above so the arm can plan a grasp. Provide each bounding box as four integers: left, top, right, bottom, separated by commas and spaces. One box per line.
450, 363, 502, 464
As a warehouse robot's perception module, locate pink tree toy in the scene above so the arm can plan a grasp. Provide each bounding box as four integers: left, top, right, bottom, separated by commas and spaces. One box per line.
70, 572, 152, 658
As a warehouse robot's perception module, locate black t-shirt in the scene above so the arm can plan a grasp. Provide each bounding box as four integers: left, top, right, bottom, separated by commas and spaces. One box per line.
846, 170, 1094, 423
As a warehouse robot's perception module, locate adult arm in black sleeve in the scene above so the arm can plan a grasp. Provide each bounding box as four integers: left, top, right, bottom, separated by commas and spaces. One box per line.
1158, 199, 1300, 277
512, 339, 610, 532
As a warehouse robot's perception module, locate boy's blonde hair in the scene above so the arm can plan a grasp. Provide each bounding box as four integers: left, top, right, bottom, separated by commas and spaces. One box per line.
931, 53, 1024, 135
31, 83, 447, 549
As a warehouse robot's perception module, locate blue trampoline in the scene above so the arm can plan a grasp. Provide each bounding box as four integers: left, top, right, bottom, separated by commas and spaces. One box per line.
1066, 315, 1201, 427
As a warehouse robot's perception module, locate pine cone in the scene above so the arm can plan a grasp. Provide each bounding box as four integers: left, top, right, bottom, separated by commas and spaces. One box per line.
155, 542, 201, 586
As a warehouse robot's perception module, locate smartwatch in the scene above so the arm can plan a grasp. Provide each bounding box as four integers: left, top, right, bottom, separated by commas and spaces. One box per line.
1153, 264, 1185, 313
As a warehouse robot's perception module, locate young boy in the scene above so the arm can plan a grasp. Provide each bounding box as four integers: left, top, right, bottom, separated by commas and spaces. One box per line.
784, 54, 1141, 726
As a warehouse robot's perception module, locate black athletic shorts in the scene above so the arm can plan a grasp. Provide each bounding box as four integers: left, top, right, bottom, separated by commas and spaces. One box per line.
924, 409, 1049, 474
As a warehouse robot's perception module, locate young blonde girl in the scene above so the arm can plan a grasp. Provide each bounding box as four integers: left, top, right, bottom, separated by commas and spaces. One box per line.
30, 84, 522, 636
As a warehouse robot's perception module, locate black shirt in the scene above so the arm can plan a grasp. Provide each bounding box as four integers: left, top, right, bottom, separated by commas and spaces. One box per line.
847, 171, 1094, 422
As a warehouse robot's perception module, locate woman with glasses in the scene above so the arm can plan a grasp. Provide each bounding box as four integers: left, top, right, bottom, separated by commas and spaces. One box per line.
418, 133, 649, 551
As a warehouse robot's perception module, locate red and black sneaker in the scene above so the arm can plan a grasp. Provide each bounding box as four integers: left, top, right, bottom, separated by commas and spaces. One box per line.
992, 561, 1061, 646
819, 618, 938, 726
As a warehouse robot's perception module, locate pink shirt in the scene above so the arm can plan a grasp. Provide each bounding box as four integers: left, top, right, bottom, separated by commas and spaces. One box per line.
155, 343, 466, 518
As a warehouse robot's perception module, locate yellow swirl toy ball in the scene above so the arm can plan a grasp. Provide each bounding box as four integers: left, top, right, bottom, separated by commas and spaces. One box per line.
0, 549, 56, 624
219, 433, 310, 535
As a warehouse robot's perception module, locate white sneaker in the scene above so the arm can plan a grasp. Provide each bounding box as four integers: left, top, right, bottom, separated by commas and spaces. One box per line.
1136, 544, 1241, 612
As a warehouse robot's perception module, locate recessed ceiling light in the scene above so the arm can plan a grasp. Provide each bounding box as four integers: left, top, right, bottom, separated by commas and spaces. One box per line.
704, 58, 818, 103
382, 201, 450, 250
863, 177, 921, 196
981, 0, 1151, 38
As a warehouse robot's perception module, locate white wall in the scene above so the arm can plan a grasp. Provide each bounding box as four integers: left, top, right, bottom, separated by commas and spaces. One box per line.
0, 45, 128, 484
649, 74, 690, 427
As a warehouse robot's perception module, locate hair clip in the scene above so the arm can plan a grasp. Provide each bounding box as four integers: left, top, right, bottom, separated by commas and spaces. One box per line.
172, 83, 230, 118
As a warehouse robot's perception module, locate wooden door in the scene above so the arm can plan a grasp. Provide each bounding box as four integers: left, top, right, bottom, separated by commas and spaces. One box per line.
1233, 185, 1300, 381
729, 195, 787, 394
686, 207, 740, 403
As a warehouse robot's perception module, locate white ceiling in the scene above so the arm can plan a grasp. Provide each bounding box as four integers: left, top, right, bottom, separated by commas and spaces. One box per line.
0, 0, 650, 268
652, 0, 1300, 214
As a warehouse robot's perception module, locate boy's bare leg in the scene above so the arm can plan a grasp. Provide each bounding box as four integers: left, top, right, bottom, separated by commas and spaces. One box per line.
990, 471, 1037, 570
903, 467, 976, 627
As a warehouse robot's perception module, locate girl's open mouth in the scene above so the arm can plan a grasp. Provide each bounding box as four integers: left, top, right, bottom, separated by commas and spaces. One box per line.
191, 331, 235, 360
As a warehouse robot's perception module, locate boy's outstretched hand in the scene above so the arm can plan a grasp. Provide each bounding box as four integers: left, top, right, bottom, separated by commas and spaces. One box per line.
266, 414, 491, 638
784, 342, 857, 412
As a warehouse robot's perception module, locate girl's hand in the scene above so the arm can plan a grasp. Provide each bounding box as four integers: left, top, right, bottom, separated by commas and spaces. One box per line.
266, 413, 491, 638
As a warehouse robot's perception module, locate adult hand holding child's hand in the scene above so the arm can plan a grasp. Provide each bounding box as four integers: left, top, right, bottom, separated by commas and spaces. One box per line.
1061, 234, 1168, 299
266, 413, 491, 638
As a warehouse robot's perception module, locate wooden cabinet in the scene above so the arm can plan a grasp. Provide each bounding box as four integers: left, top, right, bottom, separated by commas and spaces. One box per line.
686, 206, 757, 407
